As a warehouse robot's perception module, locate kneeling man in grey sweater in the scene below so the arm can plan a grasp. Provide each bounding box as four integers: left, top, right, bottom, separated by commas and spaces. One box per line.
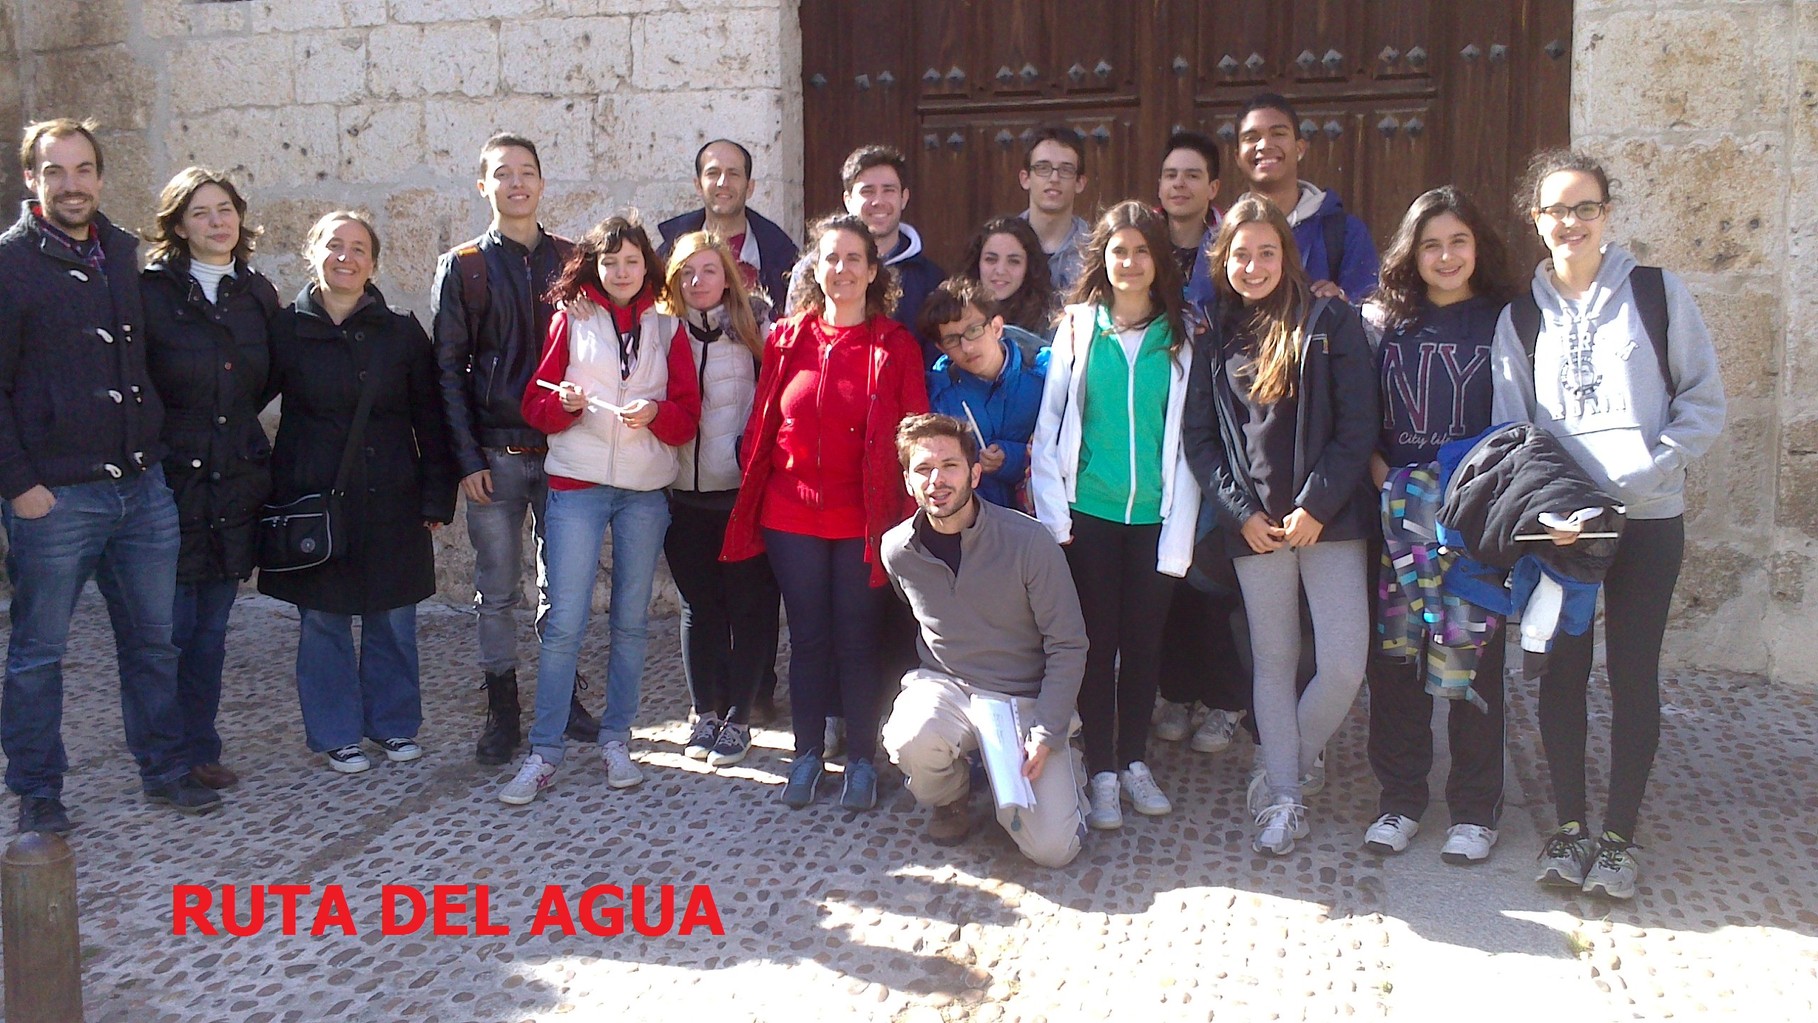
880, 413, 1089, 867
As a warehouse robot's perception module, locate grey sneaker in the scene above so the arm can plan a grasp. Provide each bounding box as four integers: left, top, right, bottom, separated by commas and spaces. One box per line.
684, 716, 722, 760
1581, 834, 1641, 899
1190, 709, 1242, 753
1363, 812, 1420, 854
823, 717, 845, 760
498, 753, 557, 806
1301, 749, 1327, 796
1120, 761, 1172, 816
1441, 824, 1498, 865
706, 721, 751, 768
600, 741, 644, 789
1152, 700, 1193, 742
1085, 771, 1123, 830
1244, 765, 1271, 818
1253, 797, 1309, 856
1535, 822, 1595, 888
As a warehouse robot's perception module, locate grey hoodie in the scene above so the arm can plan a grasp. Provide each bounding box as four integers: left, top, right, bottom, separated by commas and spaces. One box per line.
1490, 244, 1726, 520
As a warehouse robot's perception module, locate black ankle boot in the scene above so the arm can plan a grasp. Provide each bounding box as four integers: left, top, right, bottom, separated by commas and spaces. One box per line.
565, 672, 600, 743
475, 669, 523, 765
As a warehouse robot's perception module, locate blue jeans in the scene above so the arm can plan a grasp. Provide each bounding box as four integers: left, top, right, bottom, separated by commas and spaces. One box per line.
529, 485, 669, 763
764, 530, 886, 761
294, 605, 420, 752
465, 449, 549, 675
172, 578, 240, 767
2, 468, 186, 797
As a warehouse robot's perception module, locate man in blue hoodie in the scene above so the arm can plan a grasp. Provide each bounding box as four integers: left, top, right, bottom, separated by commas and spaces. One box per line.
840, 144, 945, 347
1236, 93, 1379, 303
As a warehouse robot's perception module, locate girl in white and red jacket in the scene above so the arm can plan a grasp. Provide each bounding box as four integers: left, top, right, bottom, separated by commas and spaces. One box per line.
496, 215, 700, 805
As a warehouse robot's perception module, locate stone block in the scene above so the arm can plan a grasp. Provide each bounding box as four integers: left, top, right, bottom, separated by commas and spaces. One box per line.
247, 0, 388, 33
549, 0, 781, 13
1796, 8, 1818, 165
1776, 413, 1818, 540
1574, 6, 1791, 137
500, 16, 632, 96
170, 35, 296, 114
1678, 278, 1781, 403
142, 0, 248, 38
380, 188, 488, 310
94, 130, 156, 236
594, 88, 786, 183
424, 95, 595, 182
539, 187, 638, 242
1602, 137, 1783, 274
1682, 405, 1773, 533
1667, 539, 1766, 668
20, 0, 129, 50
166, 105, 342, 191
390, 0, 548, 22
633, 8, 785, 91
253, 196, 331, 291
1770, 548, 1810, 605
29, 47, 154, 130
368, 22, 500, 99
295, 32, 371, 106
337, 103, 428, 183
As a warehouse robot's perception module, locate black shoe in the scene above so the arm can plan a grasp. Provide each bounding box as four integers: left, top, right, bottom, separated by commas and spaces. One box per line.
144, 775, 224, 815
17, 796, 74, 833
565, 672, 601, 744
476, 669, 523, 766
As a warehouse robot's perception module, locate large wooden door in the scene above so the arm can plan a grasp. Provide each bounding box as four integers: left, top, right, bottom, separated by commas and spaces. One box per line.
800, 0, 1571, 274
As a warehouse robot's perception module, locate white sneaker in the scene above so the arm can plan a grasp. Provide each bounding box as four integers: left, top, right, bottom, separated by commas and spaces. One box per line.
1253, 797, 1309, 856
1441, 823, 1499, 865
1244, 764, 1271, 817
1085, 771, 1123, 830
326, 745, 371, 774
1120, 761, 1172, 816
498, 753, 557, 805
600, 741, 644, 789
1302, 749, 1327, 796
1190, 709, 1242, 753
1363, 812, 1420, 854
1152, 700, 1193, 742
375, 737, 422, 763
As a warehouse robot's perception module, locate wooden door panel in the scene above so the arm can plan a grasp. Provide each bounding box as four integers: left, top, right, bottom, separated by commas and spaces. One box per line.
1196, 0, 1275, 100
1284, 0, 1356, 87
977, 0, 1053, 100
1048, 3, 1139, 98
915, 0, 975, 102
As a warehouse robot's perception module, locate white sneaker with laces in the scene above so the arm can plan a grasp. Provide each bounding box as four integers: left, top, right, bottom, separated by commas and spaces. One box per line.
600, 741, 644, 789
1190, 709, 1242, 753
1152, 700, 1193, 742
1085, 771, 1123, 830
1120, 761, 1173, 816
376, 737, 422, 763
498, 753, 557, 805
1364, 812, 1420, 854
1441, 823, 1499, 865
326, 745, 371, 774
1253, 797, 1309, 856
1244, 765, 1271, 818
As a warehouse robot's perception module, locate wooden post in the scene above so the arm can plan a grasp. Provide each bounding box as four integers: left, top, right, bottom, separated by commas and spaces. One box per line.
3, 831, 84, 1023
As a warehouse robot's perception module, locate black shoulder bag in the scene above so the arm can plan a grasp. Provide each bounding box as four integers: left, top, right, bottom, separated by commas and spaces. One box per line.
256, 367, 383, 573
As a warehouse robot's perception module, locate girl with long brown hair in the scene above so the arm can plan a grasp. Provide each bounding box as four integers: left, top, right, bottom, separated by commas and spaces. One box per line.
1181, 194, 1377, 857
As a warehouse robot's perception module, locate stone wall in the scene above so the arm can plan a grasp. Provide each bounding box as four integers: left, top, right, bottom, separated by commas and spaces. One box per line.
1574, 0, 1815, 684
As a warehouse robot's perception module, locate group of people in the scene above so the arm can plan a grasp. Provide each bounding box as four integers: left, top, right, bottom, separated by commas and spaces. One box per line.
0, 90, 1724, 903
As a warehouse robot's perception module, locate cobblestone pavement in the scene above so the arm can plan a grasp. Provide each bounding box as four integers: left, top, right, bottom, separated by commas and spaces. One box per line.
2, 592, 1815, 1022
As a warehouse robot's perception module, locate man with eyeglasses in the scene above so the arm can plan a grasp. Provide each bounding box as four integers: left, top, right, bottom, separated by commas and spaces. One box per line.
915, 277, 1048, 509
1018, 125, 1091, 296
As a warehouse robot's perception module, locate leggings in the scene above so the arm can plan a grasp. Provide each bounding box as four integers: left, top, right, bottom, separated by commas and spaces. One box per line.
763, 530, 885, 761
665, 498, 780, 725
1234, 539, 1369, 801
1064, 513, 1175, 776
1537, 516, 1683, 839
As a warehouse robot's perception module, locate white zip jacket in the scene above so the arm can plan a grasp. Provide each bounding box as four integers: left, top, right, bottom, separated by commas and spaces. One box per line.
1029, 303, 1199, 577
545, 307, 685, 491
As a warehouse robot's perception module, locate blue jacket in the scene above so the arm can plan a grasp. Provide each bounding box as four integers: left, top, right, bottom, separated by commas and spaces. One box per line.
1183, 223, 1217, 310
657, 206, 799, 314
927, 336, 1048, 508
1293, 187, 1380, 303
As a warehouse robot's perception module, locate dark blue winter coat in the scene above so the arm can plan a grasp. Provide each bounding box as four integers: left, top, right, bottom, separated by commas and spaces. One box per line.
927, 334, 1048, 508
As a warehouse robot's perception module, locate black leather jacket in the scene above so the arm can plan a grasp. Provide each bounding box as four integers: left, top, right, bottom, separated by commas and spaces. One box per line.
429, 226, 572, 478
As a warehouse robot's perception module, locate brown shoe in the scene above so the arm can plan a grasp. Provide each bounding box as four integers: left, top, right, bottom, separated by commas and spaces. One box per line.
188, 763, 239, 789
927, 787, 972, 846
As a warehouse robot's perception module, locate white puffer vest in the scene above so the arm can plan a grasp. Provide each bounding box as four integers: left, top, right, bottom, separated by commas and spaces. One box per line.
544, 307, 683, 491
674, 306, 763, 493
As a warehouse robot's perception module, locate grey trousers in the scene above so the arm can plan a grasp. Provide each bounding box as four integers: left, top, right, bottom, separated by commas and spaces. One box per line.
1234, 539, 1369, 802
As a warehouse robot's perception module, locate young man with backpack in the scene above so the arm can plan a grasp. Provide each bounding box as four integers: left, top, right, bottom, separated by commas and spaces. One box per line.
1236, 93, 1380, 303
430, 133, 597, 766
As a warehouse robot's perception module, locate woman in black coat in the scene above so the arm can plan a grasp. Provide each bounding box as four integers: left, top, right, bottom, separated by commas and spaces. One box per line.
258, 210, 456, 775
141, 167, 278, 792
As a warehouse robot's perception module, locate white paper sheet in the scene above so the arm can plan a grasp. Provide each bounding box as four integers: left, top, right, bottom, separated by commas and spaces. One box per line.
966, 693, 1036, 810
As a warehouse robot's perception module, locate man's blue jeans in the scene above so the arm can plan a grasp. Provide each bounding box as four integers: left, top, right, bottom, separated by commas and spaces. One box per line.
528, 485, 669, 764
293, 605, 421, 753
465, 449, 549, 675
2, 468, 186, 797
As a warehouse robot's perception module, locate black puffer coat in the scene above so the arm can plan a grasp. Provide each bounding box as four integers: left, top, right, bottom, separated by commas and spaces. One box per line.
1437, 422, 1625, 581
141, 258, 278, 583
257, 284, 457, 615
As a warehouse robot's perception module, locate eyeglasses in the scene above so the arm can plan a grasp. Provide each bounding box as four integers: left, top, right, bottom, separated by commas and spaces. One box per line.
1534, 201, 1607, 223
936, 321, 990, 351
1027, 161, 1080, 181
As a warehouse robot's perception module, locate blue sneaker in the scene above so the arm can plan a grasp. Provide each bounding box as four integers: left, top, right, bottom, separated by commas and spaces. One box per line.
782, 752, 823, 808
840, 758, 878, 811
